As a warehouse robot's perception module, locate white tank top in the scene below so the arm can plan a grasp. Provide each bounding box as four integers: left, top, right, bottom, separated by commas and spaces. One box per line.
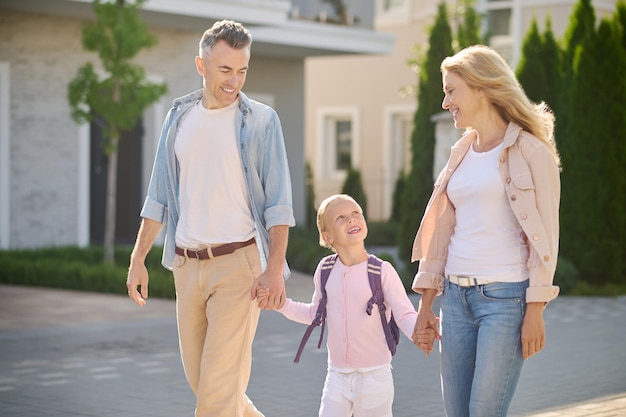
174, 99, 255, 248
445, 142, 528, 282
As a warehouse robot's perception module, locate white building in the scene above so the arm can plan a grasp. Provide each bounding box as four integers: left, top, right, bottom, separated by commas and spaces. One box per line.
0, 0, 393, 248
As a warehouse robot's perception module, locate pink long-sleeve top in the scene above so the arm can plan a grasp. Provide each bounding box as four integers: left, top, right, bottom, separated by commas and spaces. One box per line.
279, 257, 418, 371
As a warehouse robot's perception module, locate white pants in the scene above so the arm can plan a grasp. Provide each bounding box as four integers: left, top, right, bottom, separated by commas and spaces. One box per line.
319, 365, 394, 417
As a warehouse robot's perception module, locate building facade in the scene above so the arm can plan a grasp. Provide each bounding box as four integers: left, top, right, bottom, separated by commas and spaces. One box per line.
306, 0, 618, 221
0, 0, 393, 249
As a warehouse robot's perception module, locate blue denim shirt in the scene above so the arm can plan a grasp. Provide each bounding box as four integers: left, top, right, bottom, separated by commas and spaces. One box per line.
141, 89, 295, 277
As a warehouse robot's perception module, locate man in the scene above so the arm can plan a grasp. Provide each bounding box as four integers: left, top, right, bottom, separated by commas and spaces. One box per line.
126, 20, 295, 417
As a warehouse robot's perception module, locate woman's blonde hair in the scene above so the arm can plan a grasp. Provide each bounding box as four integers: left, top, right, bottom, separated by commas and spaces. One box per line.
316, 194, 362, 251
441, 45, 560, 167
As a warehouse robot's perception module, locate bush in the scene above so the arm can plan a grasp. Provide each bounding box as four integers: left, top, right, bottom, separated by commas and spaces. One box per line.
0, 246, 175, 299
554, 256, 581, 295
365, 221, 398, 246
286, 227, 332, 274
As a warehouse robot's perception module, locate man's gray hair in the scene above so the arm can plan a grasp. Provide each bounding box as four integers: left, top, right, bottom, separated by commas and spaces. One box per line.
199, 20, 252, 57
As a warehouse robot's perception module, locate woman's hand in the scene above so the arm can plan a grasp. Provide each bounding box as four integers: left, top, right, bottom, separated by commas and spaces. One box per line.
521, 302, 546, 359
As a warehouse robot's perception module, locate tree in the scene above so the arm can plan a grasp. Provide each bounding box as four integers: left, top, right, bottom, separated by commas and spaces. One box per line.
557, 0, 596, 169
341, 167, 368, 219
540, 17, 562, 113
563, 14, 626, 286
398, 2, 453, 273
556, 0, 597, 280
516, 18, 548, 104
517, 17, 563, 113
68, 0, 167, 264
305, 162, 317, 229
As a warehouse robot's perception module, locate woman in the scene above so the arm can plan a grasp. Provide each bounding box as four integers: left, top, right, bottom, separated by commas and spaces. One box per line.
411, 45, 561, 417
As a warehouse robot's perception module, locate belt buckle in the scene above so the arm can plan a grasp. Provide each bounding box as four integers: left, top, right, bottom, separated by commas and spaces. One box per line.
457, 275, 475, 287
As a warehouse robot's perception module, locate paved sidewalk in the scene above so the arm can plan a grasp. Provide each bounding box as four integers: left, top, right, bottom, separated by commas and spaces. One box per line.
1, 272, 625, 417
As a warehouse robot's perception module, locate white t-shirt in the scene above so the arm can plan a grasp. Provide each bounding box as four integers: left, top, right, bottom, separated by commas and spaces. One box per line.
445, 142, 529, 282
174, 99, 255, 248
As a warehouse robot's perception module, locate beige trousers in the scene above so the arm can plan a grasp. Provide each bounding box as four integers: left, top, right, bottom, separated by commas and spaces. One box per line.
173, 243, 264, 417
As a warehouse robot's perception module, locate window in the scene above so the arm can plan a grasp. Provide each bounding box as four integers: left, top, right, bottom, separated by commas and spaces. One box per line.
381, 105, 414, 219
478, 0, 514, 62
335, 120, 352, 171
317, 107, 360, 180
488, 8, 511, 37
382, 0, 406, 13
376, 0, 410, 26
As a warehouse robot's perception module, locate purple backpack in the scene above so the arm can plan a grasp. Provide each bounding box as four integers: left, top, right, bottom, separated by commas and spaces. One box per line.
293, 254, 400, 363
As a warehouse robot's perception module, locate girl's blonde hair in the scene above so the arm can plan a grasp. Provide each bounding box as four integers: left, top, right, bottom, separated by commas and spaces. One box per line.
441, 45, 560, 167
316, 194, 362, 251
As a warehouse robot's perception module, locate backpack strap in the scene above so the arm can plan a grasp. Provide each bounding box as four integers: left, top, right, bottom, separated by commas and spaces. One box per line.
293, 254, 337, 363
365, 255, 400, 356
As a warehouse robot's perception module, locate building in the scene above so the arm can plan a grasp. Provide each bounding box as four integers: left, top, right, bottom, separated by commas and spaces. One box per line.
0, 0, 394, 249
305, 0, 619, 221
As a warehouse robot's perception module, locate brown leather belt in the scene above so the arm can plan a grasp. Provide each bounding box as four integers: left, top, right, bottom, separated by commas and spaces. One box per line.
175, 238, 255, 260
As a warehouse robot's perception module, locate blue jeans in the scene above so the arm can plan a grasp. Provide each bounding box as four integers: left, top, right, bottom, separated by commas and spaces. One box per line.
440, 278, 528, 417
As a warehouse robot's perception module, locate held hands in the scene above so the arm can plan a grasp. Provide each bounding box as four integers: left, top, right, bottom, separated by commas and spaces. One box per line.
412, 327, 437, 354
412, 303, 440, 356
255, 286, 271, 309
251, 270, 286, 310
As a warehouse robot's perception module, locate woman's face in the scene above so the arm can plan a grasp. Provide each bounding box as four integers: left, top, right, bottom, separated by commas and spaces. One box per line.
441, 70, 482, 129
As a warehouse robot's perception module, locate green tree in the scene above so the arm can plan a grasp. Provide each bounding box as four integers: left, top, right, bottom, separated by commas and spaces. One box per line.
390, 171, 406, 223
557, 0, 597, 278
616, 0, 626, 48
398, 2, 453, 273
305, 162, 317, 229
341, 167, 368, 219
557, 0, 596, 165
68, 0, 167, 264
541, 17, 562, 112
564, 14, 626, 286
517, 17, 563, 112
516, 18, 547, 104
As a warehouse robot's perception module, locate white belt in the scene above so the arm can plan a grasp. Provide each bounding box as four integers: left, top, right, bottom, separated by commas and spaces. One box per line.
446, 274, 492, 287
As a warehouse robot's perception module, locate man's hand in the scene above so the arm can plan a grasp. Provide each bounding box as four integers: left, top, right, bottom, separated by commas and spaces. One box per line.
126, 262, 149, 307
251, 270, 285, 310
126, 218, 162, 307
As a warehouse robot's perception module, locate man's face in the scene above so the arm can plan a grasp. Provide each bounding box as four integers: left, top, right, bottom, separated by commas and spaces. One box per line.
195, 40, 250, 109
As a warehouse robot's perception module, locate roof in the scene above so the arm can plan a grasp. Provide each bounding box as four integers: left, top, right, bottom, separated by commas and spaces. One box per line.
0, 0, 395, 58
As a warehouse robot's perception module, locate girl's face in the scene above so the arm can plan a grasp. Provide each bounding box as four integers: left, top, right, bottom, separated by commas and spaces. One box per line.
441, 70, 483, 129
321, 198, 367, 250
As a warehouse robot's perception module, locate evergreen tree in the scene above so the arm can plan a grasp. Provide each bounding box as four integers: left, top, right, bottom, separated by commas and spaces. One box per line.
616, 0, 626, 48
68, 0, 167, 264
565, 16, 626, 286
305, 162, 317, 230
341, 167, 368, 219
516, 18, 547, 104
390, 171, 406, 223
397, 3, 453, 272
562, 0, 596, 65
557, 0, 596, 173
558, 0, 597, 278
541, 17, 562, 113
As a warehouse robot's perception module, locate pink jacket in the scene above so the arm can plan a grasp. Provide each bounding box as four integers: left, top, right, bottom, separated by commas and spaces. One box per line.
411, 122, 560, 303
279, 258, 418, 370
